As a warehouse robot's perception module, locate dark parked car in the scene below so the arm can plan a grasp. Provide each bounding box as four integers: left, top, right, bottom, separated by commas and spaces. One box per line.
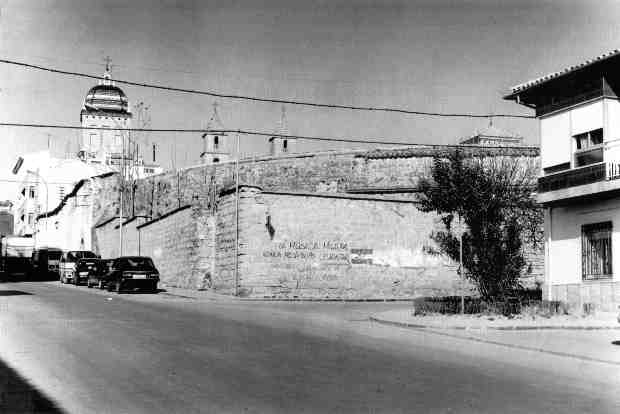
74, 257, 103, 287
31, 247, 63, 280
104, 256, 160, 293
59, 250, 99, 285
88, 258, 114, 289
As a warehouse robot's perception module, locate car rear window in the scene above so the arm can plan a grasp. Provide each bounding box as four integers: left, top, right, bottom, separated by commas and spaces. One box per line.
118, 257, 156, 270
67, 251, 97, 261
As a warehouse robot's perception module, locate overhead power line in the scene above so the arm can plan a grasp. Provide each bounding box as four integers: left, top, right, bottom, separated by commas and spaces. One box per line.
0, 122, 539, 149
0, 58, 534, 120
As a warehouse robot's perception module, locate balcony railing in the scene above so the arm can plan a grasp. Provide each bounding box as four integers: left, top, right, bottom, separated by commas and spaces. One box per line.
538, 163, 606, 193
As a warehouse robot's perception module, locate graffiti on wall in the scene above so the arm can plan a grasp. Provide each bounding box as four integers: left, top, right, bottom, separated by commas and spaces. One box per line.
262, 240, 349, 263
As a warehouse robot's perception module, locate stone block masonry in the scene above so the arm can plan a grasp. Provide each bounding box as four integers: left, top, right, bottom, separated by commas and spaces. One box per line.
88, 144, 542, 297
95, 205, 214, 290
128, 146, 540, 221
219, 186, 475, 299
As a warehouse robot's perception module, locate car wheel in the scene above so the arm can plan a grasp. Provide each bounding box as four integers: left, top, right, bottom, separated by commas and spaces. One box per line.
115, 280, 122, 294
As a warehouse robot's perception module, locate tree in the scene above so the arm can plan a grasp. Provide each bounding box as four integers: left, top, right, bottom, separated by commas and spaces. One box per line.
417, 150, 543, 301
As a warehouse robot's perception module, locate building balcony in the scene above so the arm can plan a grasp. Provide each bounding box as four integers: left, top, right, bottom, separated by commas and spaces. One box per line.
537, 160, 620, 205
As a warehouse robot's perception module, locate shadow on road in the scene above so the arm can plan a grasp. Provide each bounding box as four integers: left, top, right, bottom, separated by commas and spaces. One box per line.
612, 340, 620, 346
0, 357, 65, 413
0, 290, 32, 296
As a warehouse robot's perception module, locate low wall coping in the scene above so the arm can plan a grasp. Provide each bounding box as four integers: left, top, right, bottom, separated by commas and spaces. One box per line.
260, 189, 419, 204
136, 205, 192, 230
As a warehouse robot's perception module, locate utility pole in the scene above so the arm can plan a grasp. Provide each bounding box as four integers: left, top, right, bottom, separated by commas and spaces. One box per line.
119, 129, 125, 257
459, 213, 464, 314
234, 133, 240, 296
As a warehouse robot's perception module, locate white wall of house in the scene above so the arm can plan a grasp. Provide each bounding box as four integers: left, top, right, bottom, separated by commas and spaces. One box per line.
539, 100, 604, 169
36, 180, 95, 251
547, 197, 620, 287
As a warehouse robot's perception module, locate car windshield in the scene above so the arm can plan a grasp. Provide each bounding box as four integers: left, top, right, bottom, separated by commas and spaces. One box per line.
48, 251, 62, 260
117, 257, 156, 270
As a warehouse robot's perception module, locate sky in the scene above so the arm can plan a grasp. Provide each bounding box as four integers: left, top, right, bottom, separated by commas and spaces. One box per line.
1, 0, 620, 197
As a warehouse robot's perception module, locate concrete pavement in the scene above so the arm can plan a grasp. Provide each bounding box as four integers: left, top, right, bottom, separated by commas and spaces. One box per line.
0, 281, 619, 413
371, 308, 620, 365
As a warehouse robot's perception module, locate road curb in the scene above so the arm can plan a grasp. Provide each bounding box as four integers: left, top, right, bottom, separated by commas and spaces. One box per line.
369, 316, 620, 331
369, 316, 620, 366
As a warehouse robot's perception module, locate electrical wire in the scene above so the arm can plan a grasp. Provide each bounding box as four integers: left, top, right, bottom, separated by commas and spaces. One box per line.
0, 58, 534, 119
0, 122, 539, 149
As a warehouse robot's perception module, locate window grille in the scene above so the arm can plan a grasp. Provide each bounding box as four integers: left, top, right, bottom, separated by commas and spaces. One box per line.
582, 221, 613, 280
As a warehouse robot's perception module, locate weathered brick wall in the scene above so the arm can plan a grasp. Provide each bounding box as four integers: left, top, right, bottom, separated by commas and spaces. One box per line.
125, 146, 540, 220
93, 219, 118, 258
213, 189, 237, 294
121, 217, 146, 257
135, 206, 201, 288
88, 145, 543, 297
224, 186, 475, 299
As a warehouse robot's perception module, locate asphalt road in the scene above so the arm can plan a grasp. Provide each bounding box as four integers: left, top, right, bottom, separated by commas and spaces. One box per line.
0, 282, 619, 413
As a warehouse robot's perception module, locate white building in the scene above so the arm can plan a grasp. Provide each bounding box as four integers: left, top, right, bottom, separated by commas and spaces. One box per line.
80, 62, 163, 178
505, 49, 620, 312
11, 150, 113, 240
35, 173, 115, 251
10, 62, 162, 246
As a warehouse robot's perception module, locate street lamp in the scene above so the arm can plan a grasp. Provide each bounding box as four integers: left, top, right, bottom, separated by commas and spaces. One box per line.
27, 169, 48, 246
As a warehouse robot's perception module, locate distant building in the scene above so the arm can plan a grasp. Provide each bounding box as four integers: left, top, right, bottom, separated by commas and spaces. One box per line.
79, 61, 162, 178
459, 123, 524, 146
200, 102, 231, 165
10, 151, 112, 237
505, 49, 620, 311
0, 200, 13, 236
269, 106, 296, 156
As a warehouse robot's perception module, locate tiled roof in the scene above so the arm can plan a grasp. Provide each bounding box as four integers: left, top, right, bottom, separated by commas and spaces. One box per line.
508, 49, 620, 96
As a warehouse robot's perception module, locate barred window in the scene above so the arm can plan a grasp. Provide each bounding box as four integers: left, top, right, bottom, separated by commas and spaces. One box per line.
582, 221, 612, 280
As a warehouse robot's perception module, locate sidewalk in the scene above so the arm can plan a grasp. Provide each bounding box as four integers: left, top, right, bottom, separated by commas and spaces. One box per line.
371, 309, 620, 365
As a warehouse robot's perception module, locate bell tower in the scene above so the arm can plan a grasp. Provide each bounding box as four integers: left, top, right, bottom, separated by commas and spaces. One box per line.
201, 102, 229, 164
269, 106, 295, 156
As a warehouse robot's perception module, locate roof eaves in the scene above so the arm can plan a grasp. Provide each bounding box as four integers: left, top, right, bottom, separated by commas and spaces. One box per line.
504, 49, 620, 99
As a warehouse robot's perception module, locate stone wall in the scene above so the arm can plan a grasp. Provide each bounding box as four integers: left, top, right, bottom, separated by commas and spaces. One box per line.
87, 144, 543, 297
93, 217, 118, 258
225, 186, 474, 299
95, 205, 213, 290
127, 146, 540, 220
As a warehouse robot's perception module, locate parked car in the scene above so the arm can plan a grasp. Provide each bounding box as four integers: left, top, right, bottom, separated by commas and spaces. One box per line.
59, 250, 99, 285
88, 258, 114, 289
31, 247, 63, 280
74, 257, 103, 287
104, 256, 160, 293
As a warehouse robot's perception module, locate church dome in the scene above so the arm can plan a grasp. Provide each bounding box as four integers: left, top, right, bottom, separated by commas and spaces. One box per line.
84, 83, 129, 113
82, 63, 130, 115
